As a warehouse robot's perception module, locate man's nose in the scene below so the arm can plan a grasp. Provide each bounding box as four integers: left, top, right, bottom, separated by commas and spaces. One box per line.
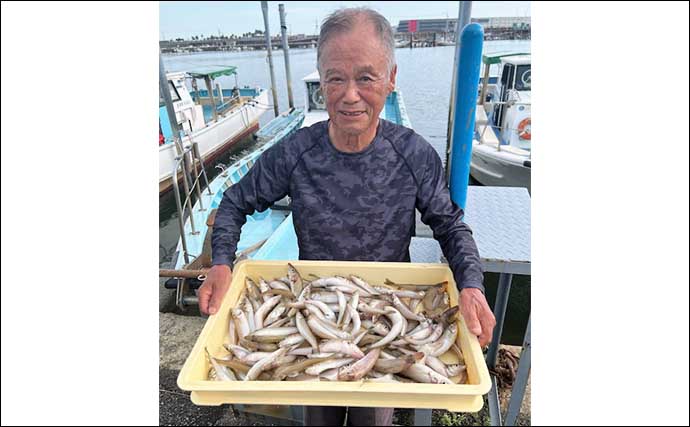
342, 79, 360, 103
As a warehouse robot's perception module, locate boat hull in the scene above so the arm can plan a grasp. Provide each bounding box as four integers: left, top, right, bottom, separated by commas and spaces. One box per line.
158, 121, 258, 194
470, 144, 531, 192
159, 90, 270, 194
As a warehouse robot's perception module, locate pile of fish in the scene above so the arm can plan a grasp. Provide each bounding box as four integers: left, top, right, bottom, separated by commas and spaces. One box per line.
206, 263, 467, 384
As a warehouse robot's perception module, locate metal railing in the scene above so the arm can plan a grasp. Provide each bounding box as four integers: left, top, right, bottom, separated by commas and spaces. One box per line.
171, 139, 213, 265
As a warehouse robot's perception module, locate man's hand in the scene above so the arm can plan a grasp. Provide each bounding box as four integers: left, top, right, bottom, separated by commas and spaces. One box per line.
459, 288, 496, 348
198, 265, 232, 315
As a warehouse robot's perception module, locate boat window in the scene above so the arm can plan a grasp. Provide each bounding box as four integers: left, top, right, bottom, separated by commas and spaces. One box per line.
515, 65, 531, 91
168, 81, 181, 102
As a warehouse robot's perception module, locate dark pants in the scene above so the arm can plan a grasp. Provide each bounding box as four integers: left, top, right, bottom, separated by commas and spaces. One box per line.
303, 406, 394, 426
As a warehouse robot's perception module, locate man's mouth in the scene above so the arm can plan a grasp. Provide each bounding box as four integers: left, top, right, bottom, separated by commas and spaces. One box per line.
340, 111, 365, 117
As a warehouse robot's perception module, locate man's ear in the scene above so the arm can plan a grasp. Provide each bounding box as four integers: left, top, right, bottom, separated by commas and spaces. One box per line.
388, 64, 397, 92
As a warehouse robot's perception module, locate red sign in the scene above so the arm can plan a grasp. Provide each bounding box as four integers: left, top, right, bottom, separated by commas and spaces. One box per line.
409, 20, 417, 33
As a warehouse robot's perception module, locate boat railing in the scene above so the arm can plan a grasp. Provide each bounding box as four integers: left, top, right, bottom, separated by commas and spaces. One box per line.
476, 101, 531, 152
171, 141, 213, 265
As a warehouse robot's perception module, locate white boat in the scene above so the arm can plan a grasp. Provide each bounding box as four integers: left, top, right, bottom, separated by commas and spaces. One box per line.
159, 65, 271, 194
472, 53, 531, 191
395, 39, 411, 48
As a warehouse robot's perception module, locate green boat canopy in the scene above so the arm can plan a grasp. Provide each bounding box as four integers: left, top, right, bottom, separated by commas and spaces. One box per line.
482, 52, 530, 65
186, 65, 238, 79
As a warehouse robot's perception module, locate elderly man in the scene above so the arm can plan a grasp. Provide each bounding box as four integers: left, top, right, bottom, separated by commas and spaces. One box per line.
199, 7, 496, 426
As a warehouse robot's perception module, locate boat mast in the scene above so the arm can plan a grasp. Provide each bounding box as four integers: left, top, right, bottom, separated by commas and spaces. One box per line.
279, 4, 295, 110
261, 1, 280, 117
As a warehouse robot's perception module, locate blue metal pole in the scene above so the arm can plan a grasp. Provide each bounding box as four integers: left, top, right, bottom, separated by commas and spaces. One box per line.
448, 23, 483, 209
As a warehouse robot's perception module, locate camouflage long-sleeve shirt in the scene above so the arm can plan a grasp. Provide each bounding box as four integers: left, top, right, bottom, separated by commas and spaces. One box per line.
212, 119, 484, 292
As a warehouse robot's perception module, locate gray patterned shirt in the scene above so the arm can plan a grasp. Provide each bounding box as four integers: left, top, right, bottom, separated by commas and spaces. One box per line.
212, 119, 484, 291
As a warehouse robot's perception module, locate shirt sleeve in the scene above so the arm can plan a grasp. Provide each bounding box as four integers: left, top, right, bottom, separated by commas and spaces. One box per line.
211, 140, 293, 267
415, 143, 485, 292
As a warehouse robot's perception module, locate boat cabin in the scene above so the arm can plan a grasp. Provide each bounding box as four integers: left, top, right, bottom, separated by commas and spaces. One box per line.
479, 53, 531, 149
159, 65, 261, 145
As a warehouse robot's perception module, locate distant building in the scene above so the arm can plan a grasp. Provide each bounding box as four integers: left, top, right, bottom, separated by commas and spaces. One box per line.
397, 16, 530, 33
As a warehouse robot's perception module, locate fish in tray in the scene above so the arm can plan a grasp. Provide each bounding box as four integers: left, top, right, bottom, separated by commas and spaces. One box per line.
205, 263, 466, 384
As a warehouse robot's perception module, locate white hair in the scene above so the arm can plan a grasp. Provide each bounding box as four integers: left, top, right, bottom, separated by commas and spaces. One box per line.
317, 7, 396, 74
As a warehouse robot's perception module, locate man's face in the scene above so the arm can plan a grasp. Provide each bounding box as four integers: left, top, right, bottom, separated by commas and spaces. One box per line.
319, 21, 396, 137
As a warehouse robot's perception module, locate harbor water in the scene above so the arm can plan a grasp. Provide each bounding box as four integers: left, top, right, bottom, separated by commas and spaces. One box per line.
159, 41, 530, 344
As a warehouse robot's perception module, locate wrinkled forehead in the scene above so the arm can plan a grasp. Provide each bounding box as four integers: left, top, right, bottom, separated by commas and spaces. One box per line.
319, 22, 388, 74
319, 41, 388, 77
322, 65, 382, 78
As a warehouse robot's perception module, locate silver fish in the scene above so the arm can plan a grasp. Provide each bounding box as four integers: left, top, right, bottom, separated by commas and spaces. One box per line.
369, 307, 404, 349
424, 355, 450, 376
287, 346, 314, 357
336, 289, 347, 326
245, 347, 289, 381
393, 294, 425, 321
240, 351, 273, 365
400, 363, 454, 384
212, 357, 251, 375
268, 280, 291, 291
279, 333, 306, 348
262, 289, 295, 299
365, 373, 400, 383
254, 295, 282, 330
265, 317, 291, 329
305, 358, 355, 376
309, 292, 339, 304
244, 298, 256, 332
287, 263, 304, 297
319, 367, 340, 381
205, 348, 236, 381
349, 275, 381, 296
247, 326, 299, 343
417, 323, 457, 357
384, 279, 448, 291
224, 343, 250, 360
373, 352, 423, 374
264, 302, 287, 326
263, 355, 297, 371
257, 278, 271, 297
320, 340, 365, 359
295, 311, 319, 350
245, 277, 262, 303
404, 323, 444, 346
406, 320, 433, 340
227, 316, 237, 346
347, 304, 361, 336
238, 337, 261, 351
305, 299, 336, 322
307, 315, 351, 340
337, 348, 382, 381
287, 283, 312, 317
272, 355, 335, 380
232, 307, 251, 339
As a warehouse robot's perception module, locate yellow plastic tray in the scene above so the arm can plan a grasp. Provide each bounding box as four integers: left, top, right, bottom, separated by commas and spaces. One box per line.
177, 260, 492, 412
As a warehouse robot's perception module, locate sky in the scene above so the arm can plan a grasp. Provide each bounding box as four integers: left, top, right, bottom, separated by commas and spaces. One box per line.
159, 1, 531, 40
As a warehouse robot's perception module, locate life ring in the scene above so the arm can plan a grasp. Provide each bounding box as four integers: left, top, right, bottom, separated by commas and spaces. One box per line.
311, 87, 326, 109
518, 118, 531, 140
